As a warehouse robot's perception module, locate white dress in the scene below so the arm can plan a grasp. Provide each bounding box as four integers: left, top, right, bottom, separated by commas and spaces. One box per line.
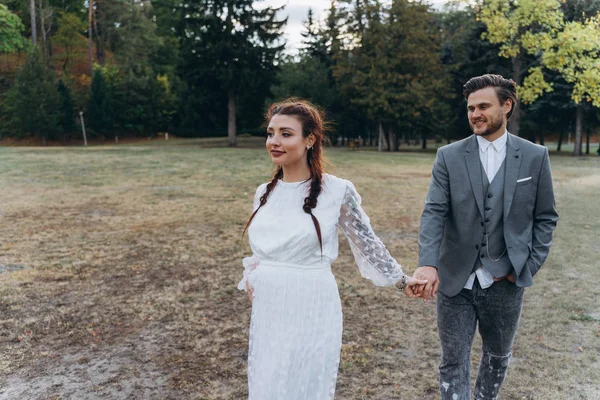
238, 174, 404, 400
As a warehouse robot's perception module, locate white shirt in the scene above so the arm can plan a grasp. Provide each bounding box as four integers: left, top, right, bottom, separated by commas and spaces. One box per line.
464, 131, 508, 290
477, 131, 508, 183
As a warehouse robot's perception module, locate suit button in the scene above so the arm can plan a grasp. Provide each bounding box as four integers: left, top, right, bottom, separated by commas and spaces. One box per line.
480, 254, 485, 258
481, 243, 487, 247
480, 221, 484, 226
487, 193, 493, 198
475, 244, 480, 249
485, 218, 490, 222
485, 207, 491, 211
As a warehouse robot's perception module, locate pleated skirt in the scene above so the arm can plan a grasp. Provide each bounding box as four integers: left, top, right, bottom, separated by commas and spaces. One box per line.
247, 262, 343, 400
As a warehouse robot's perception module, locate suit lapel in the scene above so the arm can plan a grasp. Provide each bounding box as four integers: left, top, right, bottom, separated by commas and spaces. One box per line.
465, 135, 485, 218
504, 133, 522, 217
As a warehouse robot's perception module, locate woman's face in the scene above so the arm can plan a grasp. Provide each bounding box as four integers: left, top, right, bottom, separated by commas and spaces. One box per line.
266, 114, 313, 168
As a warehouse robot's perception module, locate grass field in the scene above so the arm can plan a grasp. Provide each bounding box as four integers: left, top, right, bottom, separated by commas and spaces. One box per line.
0, 138, 599, 399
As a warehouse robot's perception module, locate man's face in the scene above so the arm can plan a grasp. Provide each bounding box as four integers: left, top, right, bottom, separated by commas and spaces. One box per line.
466, 87, 511, 137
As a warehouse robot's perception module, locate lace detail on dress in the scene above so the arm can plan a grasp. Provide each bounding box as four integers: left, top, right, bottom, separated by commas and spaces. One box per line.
337, 181, 404, 286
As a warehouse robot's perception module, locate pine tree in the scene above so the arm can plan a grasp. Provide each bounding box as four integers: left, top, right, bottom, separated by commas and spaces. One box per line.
88, 69, 114, 136
175, 0, 286, 144
57, 79, 75, 136
3, 48, 59, 144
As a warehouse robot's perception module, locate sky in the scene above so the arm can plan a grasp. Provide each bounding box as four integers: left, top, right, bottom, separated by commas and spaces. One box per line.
259, 0, 452, 53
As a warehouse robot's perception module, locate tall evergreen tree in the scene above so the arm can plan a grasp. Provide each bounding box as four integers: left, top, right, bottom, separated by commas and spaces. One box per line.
174, 0, 286, 145
57, 79, 75, 136
88, 68, 114, 136
3, 48, 60, 144
335, 0, 452, 150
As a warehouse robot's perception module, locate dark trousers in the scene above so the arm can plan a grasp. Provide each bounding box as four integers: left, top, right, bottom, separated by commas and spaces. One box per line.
436, 278, 524, 400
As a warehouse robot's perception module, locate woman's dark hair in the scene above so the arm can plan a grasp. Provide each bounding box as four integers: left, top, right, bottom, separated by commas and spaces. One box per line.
463, 74, 518, 119
243, 98, 330, 253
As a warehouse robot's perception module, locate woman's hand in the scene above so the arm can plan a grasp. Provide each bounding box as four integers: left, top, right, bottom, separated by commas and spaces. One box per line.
401, 276, 429, 298
246, 280, 254, 303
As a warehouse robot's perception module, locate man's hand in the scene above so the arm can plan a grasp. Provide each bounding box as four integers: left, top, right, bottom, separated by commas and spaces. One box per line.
413, 266, 439, 301
493, 273, 515, 283
400, 276, 429, 298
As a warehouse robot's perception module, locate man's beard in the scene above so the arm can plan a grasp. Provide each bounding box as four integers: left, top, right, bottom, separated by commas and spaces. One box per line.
470, 111, 504, 136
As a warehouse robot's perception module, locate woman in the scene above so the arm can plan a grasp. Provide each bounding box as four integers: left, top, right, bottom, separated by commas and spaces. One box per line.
238, 99, 426, 400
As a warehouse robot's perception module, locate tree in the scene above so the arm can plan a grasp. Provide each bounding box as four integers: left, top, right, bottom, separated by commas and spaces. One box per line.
530, 15, 600, 155
53, 11, 86, 72
30, 0, 37, 45
175, 0, 286, 145
0, 4, 27, 54
88, 68, 115, 136
436, 3, 512, 141
57, 79, 75, 137
477, 0, 564, 136
335, 0, 453, 151
3, 48, 60, 144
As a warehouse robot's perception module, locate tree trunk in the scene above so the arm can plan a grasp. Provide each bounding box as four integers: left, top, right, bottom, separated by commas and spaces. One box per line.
88, 0, 94, 75
38, 0, 46, 57
383, 123, 391, 151
421, 132, 427, 150
557, 130, 564, 152
100, 26, 106, 64
508, 56, 521, 137
388, 126, 397, 151
377, 120, 383, 152
93, 3, 103, 63
573, 104, 583, 156
539, 129, 544, 146
586, 125, 591, 155
30, 0, 37, 45
228, 91, 237, 147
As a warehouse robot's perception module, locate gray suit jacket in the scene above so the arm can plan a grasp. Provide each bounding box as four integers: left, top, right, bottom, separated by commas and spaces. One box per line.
418, 133, 559, 297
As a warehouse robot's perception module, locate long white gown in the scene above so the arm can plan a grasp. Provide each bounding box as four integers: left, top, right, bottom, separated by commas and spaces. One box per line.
238, 174, 405, 400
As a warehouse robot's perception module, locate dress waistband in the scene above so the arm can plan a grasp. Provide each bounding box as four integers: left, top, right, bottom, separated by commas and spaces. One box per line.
259, 260, 331, 271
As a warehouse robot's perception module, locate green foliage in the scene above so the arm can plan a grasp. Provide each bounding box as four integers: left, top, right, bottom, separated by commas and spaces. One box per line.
0, 4, 27, 53
2, 49, 60, 141
57, 79, 76, 134
538, 15, 600, 106
334, 0, 454, 144
88, 68, 116, 135
53, 12, 87, 72
436, 4, 512, 138
174, 0, 286, 136
478, 0, 565, 101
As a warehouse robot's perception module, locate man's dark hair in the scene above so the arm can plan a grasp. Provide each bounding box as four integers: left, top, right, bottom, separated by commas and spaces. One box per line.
463, 74, 518, 120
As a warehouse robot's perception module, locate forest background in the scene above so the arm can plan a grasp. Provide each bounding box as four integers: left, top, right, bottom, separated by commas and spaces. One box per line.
1, 0, 600, 155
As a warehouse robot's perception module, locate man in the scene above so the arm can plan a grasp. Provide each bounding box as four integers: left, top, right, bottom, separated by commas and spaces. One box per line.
414, 74, 559, 400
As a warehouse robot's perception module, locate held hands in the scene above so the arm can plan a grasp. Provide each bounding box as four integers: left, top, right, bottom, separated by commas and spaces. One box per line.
398, 276, 429, 298
412, 266, 439, 302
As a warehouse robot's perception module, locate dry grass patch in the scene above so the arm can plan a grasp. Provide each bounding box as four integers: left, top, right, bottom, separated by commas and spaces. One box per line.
0, 142, 598, 399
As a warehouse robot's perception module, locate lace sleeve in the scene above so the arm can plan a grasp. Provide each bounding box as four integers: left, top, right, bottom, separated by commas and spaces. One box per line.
337, 181, 404, 286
